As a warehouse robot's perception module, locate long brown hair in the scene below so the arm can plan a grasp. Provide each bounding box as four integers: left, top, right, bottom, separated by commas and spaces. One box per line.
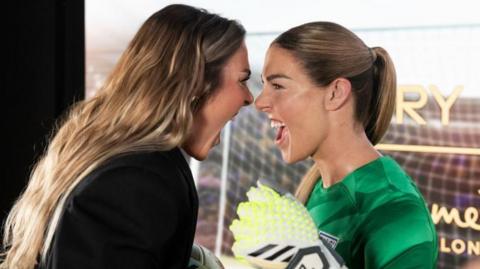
272, 22, 396, 203
1, 4, 245, 269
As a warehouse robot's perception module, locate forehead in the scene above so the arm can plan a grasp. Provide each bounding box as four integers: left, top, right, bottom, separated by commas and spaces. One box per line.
263, 45, 304, 76
224, 42, 249, 70
263, 45, 313, 83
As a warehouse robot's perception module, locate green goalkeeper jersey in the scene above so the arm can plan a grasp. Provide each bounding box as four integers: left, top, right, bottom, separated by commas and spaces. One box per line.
306, 156, 438, 269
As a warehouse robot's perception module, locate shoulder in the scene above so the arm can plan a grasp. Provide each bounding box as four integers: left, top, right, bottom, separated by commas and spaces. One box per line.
350, 156, 424, 210
47, 149, 196, 268
72, 148, 192, 199
360, 198, 437, 268
62, 148, 195, 225
356, 158, 437, 267
95, 148, 191, 179
350, 159, 436, 241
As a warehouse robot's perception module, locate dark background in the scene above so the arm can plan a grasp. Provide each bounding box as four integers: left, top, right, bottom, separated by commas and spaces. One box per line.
2, 0, 85, 225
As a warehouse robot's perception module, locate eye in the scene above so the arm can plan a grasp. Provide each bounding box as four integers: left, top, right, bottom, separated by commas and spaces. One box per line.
240, 76, 250, 87
272, 83, 284, 90
240, 76, 250, 85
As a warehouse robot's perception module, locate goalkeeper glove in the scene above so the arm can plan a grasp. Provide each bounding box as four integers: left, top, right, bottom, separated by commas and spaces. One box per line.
230, 180, 347, 269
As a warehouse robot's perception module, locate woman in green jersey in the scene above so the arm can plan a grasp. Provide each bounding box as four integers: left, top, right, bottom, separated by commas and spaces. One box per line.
255, 22, 438, 268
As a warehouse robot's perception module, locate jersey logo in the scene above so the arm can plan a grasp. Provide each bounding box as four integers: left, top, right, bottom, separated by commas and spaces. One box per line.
319, 231, 339, 249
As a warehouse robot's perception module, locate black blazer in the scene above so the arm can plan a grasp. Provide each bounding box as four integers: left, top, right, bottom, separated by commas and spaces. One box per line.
37, 148, 198, 269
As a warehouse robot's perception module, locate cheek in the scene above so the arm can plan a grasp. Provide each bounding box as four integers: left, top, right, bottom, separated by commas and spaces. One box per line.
204, 88, 242, 127
281, 97, 326, 152
277, 95, 314, 129
218, 85, 246, 115
188, 110, 210, 142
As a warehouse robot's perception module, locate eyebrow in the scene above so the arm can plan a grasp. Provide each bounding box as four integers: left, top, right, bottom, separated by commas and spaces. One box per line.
261, 73, 292, 82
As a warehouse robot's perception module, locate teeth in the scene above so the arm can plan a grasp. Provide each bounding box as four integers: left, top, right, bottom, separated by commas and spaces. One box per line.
270, 120, 286, 129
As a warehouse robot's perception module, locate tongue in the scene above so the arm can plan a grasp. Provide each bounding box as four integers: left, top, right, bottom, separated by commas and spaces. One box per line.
276, 126, 285, 141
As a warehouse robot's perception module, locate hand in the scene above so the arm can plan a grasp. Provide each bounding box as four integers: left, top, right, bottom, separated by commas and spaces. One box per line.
189, 244, 225, 269
229, 181, 347, 269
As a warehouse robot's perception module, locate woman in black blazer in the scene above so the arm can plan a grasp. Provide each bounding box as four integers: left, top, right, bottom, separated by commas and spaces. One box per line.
1, 4, 253, 269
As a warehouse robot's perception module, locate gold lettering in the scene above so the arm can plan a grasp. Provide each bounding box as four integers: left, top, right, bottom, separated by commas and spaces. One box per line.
396, 85, 427, 124
452, 239, 466, 254
431, 203, 480, 231
439, 237, 480, 256
468, 241, 480, 256
465, 207, 480, 230
429, 85, 463, 125
440, 237, 451, 253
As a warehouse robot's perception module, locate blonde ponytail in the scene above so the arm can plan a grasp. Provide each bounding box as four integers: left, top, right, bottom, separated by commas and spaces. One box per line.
364, 47, 397, 145
295, 165, 321, 204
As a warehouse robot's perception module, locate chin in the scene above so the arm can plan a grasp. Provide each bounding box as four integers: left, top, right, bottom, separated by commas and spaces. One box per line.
189, 150, 209, 161
181, 145, 208, 161
282, 147, 307, 164
284, 156, 301, 164
282, 152, 297, 164
183, 141, 211, 161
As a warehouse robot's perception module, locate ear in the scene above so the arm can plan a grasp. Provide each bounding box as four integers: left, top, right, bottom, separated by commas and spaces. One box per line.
324, 78, 352, 111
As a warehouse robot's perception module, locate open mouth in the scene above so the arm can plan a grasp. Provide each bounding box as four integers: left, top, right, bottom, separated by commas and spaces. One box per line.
270, 119, 288, 145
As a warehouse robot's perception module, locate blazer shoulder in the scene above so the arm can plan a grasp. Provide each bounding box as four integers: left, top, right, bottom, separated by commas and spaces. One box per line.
69, 148, 193, 206
99, 148, 190, 176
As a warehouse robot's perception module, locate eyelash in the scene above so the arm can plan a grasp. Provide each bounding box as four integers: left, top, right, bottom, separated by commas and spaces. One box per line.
272, 83, 284, 90
240, 77, 250, 84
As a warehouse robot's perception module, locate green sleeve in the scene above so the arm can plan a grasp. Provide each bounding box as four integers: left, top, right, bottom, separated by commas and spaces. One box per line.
383, 242, 436, 269
362, 199, 437, 269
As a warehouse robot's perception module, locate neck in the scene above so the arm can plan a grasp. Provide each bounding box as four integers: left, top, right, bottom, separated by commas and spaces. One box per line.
311, 128, 381, 188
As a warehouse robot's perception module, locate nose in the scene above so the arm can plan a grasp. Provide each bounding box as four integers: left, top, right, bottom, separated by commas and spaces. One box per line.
243, 88, 254, 106
254, 88, 271, 112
